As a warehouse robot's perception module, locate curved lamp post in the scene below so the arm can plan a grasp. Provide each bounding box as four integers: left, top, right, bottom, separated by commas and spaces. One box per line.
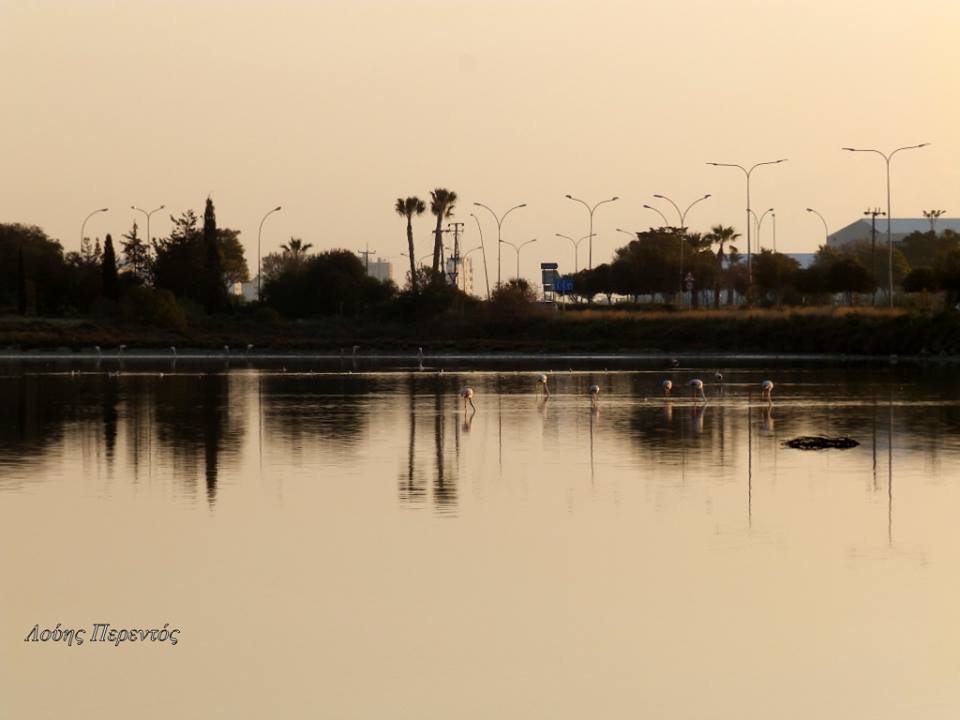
473, 202, 526, 288
842, 143, 929, 306
130, 204, 165, 247
750, 207, 774, 251
707, 158, 787, 294
565, 195, 618, 270
80, 207, 109, 251
555, 232, 594, 274
469, 212, 492, 300
257, 205, 282, 301
642, 204, 671, 227
653, 193, 712, 292
500, 237, 537, 280
806, 207, 829, 245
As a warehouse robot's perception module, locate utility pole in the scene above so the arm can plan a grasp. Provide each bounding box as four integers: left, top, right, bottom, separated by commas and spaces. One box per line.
865, 207, 885, 305
923, 209, 945, 234
357, 243, 377, 273
447, 222, 464, 286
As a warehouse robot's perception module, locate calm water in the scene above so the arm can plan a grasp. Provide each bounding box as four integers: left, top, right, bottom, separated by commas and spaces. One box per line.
3, 360, 960, 719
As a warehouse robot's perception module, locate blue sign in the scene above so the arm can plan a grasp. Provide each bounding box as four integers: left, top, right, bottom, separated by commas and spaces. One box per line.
555, 277, 575, 294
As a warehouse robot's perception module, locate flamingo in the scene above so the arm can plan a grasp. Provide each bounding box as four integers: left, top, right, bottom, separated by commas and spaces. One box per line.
715, 371, 723, 384
417, 346, 424, 370
588, 384, 600, 406
689, 378, 706, 401
246, 344, 254, 353
170, 346, 177, 356
536, 374, 550, 397
223, 345, 230, 354
662, 379, 673, 396
761, 380, 774, 401
460, 387, 476, 411
118, 344, 127, 353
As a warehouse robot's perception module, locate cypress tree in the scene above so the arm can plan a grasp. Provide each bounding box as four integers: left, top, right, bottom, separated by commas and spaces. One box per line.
203, 197, 226, 312
102, 233, 119, 301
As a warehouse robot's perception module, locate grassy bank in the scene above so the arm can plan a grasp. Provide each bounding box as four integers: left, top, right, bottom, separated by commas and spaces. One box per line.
2, 308, 960, 357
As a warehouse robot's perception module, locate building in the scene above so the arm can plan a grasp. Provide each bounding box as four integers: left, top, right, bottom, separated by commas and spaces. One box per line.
365, 259, 393, 283
446, 256, 476, 296
785, 253, 815, 269
827, 218, 960, 249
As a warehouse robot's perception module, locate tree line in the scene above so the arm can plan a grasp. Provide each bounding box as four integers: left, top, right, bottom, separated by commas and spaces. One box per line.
560, 226, 960, 307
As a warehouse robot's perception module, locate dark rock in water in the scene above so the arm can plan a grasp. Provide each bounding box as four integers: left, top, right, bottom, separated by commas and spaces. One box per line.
785, 436, 860, 450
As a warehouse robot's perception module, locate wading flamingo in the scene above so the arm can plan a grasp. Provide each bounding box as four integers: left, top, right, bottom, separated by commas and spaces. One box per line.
589, 384, 600, 406
662, 379, 673, 396
689, 378, 706, 401
761, 380, 774, 402
460, 387, 476, 411
536, 374, 550, 397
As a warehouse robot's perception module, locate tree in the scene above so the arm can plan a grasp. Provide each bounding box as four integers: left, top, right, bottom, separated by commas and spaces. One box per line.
217, 228, 250, 285
752, 250, 800, 306
934, 247, 960, 304
263, 249, 395, 318
101, 233, 119, 301
395, 196, 426, 292
120, 221, 150, 280
825, 257, 874, 299
202, 196, 227, 312
429, 188, 457, 278
281, 237, 313, 257
705, 225, 740, 307
902, 267, 939, 293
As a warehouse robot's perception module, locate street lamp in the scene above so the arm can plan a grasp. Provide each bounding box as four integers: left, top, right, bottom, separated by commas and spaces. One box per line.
565, 194, 618, 270
80, 207, 109, 251
642, 204, 671, 227
842, 143, 929, 307
500, 238, 537, 280
469, 212, 492, 300
653, 193, 712, 293
652, 193, 712, 229
130, 204, 165, 246
707, 158, 787, 295
615, 228, 637, 241
473, 202, 526, 288
555, 233, 594, 274
257, 205, 282, 301
806, 207, 829, 245
750, 208, 774, 251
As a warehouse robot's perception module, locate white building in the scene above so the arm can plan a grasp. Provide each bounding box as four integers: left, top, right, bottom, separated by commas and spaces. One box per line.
827, 218, 960, 248
365, 259, 393, 283
446, 256, 476, 296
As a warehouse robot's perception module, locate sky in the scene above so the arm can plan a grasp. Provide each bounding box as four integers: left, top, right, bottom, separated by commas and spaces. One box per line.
2, 0, 958, 285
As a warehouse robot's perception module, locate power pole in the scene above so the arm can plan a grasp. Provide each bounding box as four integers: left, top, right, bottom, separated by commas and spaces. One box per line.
923, 209, 945, 234
357, 243, 377, 273
447, 222, 464, 287
865, 207, 885, 305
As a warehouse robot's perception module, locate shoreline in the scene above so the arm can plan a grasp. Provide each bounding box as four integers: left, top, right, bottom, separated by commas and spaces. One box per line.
0, 350, 955, 364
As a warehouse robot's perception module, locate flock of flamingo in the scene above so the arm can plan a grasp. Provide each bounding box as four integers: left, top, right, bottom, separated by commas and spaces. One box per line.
459, 373, 775, 411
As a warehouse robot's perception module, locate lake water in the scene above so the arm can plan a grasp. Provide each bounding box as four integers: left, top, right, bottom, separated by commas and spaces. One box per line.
3, 359, 960, 719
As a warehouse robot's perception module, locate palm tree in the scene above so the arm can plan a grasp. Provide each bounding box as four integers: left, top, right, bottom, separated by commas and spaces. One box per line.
706, 224, 740, 307
429, 188, 457, 277
395, 197, 426, 291
281, 237, 313, 257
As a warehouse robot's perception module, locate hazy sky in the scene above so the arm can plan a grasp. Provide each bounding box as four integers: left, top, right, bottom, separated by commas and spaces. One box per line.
2, 0, 958, 283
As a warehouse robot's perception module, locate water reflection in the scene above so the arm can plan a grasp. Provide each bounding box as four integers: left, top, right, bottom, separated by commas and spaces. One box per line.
2, 363, 960, 525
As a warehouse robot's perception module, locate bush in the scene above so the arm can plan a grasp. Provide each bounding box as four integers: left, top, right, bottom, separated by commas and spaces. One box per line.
121, 286, 187, 332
